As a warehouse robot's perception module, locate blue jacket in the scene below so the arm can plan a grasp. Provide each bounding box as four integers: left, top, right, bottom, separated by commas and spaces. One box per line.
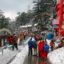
28, 40, 34, 49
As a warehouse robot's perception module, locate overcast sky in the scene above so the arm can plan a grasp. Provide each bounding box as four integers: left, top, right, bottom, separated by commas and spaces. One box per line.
0, 0, 34, 20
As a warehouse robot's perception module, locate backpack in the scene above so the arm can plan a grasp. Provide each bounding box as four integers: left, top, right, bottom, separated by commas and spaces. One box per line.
44, 43, 49, 52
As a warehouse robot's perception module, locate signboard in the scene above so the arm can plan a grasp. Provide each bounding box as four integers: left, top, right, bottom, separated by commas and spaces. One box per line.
52, 19, 59, 25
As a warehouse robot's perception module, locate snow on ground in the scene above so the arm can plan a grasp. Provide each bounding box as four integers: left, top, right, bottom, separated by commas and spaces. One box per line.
0, 48, 18, 64
0, 44, 26, 64
48, 47, 64, 64
0, 37, 30, 64
10, 45, 28, 64
10, 38, 30, 64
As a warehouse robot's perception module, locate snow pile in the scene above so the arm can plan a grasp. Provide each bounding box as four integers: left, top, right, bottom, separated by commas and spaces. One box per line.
48, 47, 64, 64
10, 45, 28, 64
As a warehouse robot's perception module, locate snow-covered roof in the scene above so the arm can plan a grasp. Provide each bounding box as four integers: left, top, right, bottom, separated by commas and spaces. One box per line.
19, 23, 38, 28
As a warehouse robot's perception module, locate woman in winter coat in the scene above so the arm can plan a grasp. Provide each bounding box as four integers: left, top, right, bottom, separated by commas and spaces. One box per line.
38, 38, 49, 64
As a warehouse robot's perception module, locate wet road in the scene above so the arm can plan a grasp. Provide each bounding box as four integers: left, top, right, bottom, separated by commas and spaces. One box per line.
24, 55, 37, 64
24, 55, 51, 64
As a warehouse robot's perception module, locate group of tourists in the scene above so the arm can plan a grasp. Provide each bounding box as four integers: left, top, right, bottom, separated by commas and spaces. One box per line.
28, 36, 49, 60
28, 31, 64, 63
0, 34, 18, 50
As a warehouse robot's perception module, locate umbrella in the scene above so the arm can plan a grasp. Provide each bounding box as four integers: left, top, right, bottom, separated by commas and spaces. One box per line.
46, 33, 54, 40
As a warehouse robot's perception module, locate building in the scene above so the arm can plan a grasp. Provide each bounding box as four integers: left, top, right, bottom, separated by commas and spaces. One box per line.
18, 24, 38, 34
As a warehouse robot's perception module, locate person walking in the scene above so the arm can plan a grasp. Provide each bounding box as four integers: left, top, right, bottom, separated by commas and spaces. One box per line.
12, 34, 18, 50
38, 38, 46, 64
28, 38, 34, 56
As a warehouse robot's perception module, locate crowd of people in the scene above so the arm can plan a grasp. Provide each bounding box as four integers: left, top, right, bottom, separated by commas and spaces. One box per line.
0, 31, 64, 64
0, 34, 18, 50
28, 31, 64, 63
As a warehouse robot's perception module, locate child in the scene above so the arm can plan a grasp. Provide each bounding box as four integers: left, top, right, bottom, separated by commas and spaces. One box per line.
50, 40, 55, 51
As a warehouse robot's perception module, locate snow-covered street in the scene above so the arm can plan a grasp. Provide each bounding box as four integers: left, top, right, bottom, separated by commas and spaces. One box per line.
0, 37, 30, 64
1, 37, 64, 64
9, 38, 30, 64
10, 45, 28, 64
0, 48, 18, 64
